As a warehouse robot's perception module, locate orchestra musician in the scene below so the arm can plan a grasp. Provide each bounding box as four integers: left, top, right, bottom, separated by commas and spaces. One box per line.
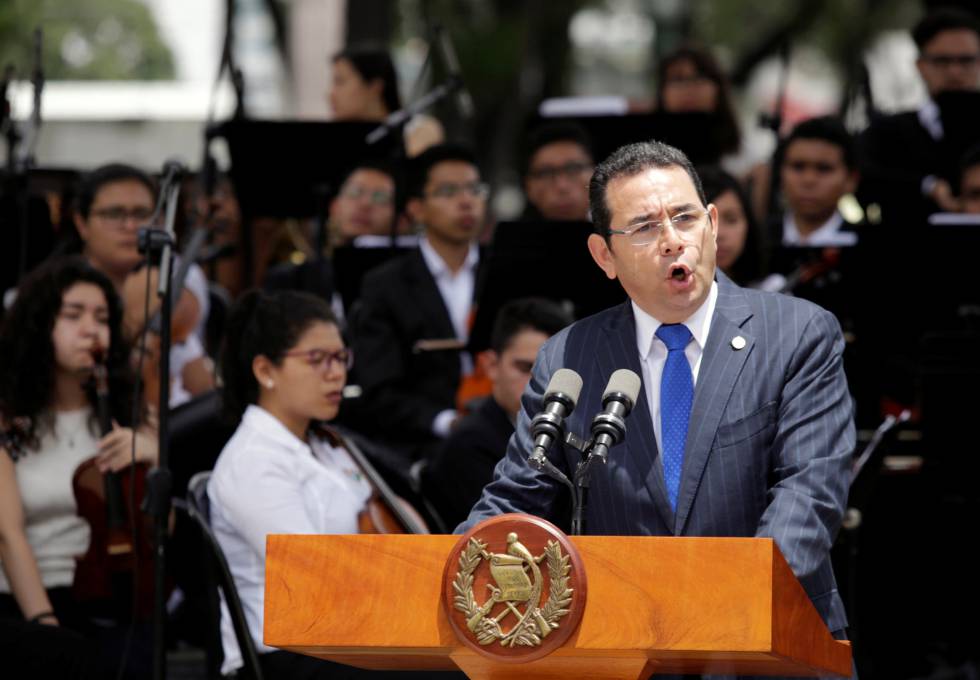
208, 289, 433, 679
0, 256, 157, 677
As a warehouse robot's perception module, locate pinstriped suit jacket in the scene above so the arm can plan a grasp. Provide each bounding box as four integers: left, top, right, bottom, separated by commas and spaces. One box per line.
462, 272, 854, 654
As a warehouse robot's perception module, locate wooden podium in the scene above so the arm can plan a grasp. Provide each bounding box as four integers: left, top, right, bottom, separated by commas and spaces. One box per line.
264, 534, 851, 679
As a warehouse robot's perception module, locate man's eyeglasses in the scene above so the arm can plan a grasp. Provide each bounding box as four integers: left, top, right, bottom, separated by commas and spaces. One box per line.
341, 185, 394, 206
608, 207, 708, 246
921, 53, 980, 68
283, 347, 354, 372
527, 161, 593, 182
426, 181, 490, 200
91, 206, 155, 226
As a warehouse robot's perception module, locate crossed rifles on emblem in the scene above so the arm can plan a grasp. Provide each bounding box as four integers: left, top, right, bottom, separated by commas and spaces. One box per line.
452, 532, 573, 648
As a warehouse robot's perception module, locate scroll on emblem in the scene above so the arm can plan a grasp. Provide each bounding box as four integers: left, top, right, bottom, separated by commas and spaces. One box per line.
442, 513, 587, 663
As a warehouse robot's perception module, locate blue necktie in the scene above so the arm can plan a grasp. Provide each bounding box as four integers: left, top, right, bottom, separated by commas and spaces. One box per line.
656, 323, 693, 512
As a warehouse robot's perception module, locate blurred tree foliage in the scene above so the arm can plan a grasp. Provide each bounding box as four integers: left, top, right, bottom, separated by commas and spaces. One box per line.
0, 0, 174, 81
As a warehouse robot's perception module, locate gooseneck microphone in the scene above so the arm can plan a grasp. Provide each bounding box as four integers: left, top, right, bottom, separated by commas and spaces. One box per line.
528, 368, 583, 473
588, 369, 642, 464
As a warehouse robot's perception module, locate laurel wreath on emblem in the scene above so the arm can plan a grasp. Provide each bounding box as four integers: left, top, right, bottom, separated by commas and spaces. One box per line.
452, 535, 573, 648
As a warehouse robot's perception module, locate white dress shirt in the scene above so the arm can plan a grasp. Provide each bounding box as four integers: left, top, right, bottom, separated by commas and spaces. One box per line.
208, 406, 371, 673
419, 236, 479, 437
632, 281, 718, 451
782, 211, 858, 247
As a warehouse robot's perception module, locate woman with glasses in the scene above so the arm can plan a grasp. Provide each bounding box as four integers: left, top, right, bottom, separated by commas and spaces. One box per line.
210, 289, 432, 679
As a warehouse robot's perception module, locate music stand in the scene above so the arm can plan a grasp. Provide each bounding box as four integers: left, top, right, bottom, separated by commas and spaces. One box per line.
527, 111, 729, 165
215, 120, 403, 287
468, 220, 625, 353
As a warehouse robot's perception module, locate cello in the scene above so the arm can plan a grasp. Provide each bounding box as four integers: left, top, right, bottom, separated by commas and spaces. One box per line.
71, 346, 155, 619
313, 424, 429, 534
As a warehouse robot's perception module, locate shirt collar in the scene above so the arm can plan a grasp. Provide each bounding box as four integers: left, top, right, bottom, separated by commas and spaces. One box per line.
783, 211, 856, 247
632, 279, 718, 359
419, 236, 479, 278
918, 98, 944, 141
242, 404, 310, 456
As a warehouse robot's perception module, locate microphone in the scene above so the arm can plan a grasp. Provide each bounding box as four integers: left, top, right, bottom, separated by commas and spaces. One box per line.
587, 369, 641, 464
528, 369, 583, 472
160, 158, 187, 185
434, 24, 474, 119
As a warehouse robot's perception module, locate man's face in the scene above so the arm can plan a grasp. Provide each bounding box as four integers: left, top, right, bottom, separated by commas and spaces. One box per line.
916, 29, 980, 97
781, 139, 856, 225
489, 328, 549, 418
587, 165, 718, 324
409, 160, 486, 246
960, 164, 980, 214
524, 141, 593, 221
75, 179, 155, 281
330, 168, 396, 240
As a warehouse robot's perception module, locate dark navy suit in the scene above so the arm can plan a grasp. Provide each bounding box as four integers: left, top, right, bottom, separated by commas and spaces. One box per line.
461, 272, 855, 679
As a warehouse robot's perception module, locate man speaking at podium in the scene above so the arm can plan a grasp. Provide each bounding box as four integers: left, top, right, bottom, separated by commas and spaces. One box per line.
461, 141, 854, 667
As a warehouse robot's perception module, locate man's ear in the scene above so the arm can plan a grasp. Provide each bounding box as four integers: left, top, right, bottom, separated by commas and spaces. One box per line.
587, 233, 618, 280
483, 349, 500, 384
74, 212, 90, 243
406, 197, 424, 225
844, 169, 860, 196
707, 202, 719, 242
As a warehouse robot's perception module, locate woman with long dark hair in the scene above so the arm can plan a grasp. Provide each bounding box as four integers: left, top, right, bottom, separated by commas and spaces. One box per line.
210, 289, 432, 679
0, 255, 157, 676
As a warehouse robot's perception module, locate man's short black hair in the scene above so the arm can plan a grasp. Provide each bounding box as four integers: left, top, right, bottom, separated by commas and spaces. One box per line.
589, 140, 706, 241
524, 121, 594, 175
912, 7, 980, 51
489, 297, 573, 355
407, 142, 479, 199
781, 116, 857, 170
75, 163, 155, 218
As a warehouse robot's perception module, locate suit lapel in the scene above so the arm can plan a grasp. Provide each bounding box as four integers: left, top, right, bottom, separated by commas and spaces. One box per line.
407, 249, 456, 339
673, 274, 754, 535
597, 303, 675, 531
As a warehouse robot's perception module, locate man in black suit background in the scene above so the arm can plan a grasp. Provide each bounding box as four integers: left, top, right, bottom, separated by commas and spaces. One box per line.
347, 144, 488, 462
423, 297, 572, 530
859, 8, 980, 222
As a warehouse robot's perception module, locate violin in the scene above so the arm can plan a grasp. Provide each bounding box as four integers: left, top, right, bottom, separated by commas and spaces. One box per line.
71, 346, 155, 619
313, 424, 429, 534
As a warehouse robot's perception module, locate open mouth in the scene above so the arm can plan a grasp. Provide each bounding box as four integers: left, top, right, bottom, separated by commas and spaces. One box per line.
668, 263, 692, 281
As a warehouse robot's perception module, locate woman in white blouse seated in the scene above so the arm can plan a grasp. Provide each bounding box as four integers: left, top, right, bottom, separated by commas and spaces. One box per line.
210, 289, 434, 679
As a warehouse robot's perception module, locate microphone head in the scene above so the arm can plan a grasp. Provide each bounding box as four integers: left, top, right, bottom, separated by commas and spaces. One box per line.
545, 368, 583, 408
603, 369, 641, 406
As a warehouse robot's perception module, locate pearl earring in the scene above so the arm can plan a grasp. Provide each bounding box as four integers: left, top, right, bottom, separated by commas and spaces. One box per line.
266, 381, 274, 389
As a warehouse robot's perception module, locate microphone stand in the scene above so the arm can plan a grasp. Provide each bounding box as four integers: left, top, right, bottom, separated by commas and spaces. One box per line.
136, 170, 182, 680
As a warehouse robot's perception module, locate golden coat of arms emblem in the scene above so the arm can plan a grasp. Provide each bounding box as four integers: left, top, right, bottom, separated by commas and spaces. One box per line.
443, 513, 587, 662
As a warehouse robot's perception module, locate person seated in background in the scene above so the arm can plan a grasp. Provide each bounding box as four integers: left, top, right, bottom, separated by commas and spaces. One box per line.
522, 122, 594, 222
696, 166, 766, 287
656, 45, 744, 172
0, 256, 157, 678
71, 163, 215, 407
329, 160, 417, 249
346, 144, 488, 464
328, 45, 444, 157
767, 117, 862, 322
422, 297, 572, 531
859, 7, 980, 220
208, 289, 432, 680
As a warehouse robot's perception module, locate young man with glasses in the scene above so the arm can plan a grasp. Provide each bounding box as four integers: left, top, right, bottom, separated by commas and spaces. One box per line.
860, 8, 980, 219
523, 122, 594, 222
329, 160, 417, 249
347, 144, 488, 463
72, 163, 214, 407
462, 142, 855, 677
